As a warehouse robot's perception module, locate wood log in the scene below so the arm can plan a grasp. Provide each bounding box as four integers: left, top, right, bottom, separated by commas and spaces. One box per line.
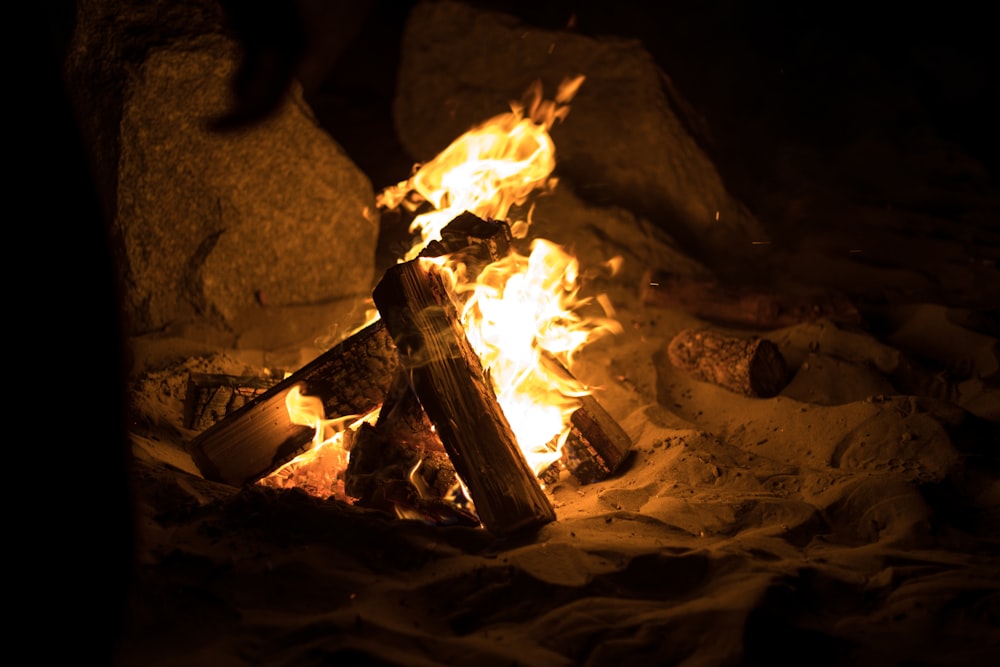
541, 403, 634, 486
373, 259, 556, 536
188, 320, 398, 486
183, 372, 281, 431
539, 352, 632, 484
667, 327, 788, 397
345, 369, 459, 502
419, 210, 513, 271
187, 212, 511, 488
642, 270, 861, 329
562, 396, 634, 484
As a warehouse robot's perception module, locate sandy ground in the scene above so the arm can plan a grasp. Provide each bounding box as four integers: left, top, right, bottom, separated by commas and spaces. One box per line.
115, 169, 999, 666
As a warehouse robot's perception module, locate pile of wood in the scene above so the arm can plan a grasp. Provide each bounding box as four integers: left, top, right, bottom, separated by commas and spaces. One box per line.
187, 213, 631, 536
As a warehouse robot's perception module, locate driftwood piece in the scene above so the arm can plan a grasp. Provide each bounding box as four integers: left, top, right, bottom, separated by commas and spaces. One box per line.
373, 259, 556, 536
642, 270, 861, 329
183, 372, 281, 431
668, 327, 789, 397
188, 321, 398, 486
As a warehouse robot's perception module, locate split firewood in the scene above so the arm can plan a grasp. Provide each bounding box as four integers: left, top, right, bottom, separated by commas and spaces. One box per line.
642, 270, 861, 329
344, 212, 514, 524
188, 320, 398, 487
373, 258, 556, 536
668, 327, 789, 397
183, 372, 281, 431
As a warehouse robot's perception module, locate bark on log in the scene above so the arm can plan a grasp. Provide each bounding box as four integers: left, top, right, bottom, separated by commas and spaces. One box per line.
642, 270, 861, 329
668, 327, 788, 397
188, 320, 397, 486
373, 259, 556, 536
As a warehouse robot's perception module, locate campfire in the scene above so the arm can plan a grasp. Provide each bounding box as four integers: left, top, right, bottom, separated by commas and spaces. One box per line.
62, 2, 999, 664
186, 77, 632, 536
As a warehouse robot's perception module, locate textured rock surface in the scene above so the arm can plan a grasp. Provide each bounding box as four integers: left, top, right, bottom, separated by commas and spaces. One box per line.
394, 0, 767, 267
65, 0, 378, 335
116, 41, 377, 333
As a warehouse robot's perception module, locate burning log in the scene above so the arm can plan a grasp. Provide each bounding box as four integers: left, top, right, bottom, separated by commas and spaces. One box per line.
539, 352, 632, 485
642, 270, 861, 330
187, 212, 511, 488
373, 258, 556, 536
418, 210, 513, 272
188, 321, 398, 486
344, 368, 477, 526
561, 396, 634, 484
668, 327, 789, 398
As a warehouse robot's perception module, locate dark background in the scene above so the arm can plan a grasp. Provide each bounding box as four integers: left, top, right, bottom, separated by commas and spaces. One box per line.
314, 0, 998, 213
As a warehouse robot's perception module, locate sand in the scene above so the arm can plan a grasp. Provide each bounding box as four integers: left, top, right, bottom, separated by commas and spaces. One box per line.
112, 169, 999, 665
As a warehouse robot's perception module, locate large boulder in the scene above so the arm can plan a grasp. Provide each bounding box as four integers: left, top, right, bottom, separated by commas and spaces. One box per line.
64, 0, 378, 337
394, 0, 767, 268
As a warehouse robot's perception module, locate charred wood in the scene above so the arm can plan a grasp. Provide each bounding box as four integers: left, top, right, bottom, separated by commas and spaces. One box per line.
539, 351, 632, 484
345, 422, 477, 526
344, 369, 462, 510
188, 320, 397, 487
373, 259, 556, 536
183, 372, 281, 431
419, 210, 513, 271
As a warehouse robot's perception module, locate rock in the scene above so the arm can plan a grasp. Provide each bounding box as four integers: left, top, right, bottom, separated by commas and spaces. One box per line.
525, 186, 712, 292
64, 0, 378, 335
394, 0, 767, 267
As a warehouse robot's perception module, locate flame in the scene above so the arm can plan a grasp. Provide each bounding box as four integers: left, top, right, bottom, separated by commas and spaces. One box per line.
259, 385, 376, 501
266, 75, 621, 506
447, 239, 621, 473
377, 75, 585, 257
381, 75, 622, 475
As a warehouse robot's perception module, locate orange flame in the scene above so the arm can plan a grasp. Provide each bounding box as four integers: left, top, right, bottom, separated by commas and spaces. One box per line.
377, 75, 585, 256
383, 76, 623, 475
259, 385, 376, 501
266, 75, 621, 500
449, 239, 621, 473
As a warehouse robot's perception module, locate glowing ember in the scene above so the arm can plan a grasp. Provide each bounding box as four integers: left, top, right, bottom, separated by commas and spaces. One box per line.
259, 385, 376, 501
